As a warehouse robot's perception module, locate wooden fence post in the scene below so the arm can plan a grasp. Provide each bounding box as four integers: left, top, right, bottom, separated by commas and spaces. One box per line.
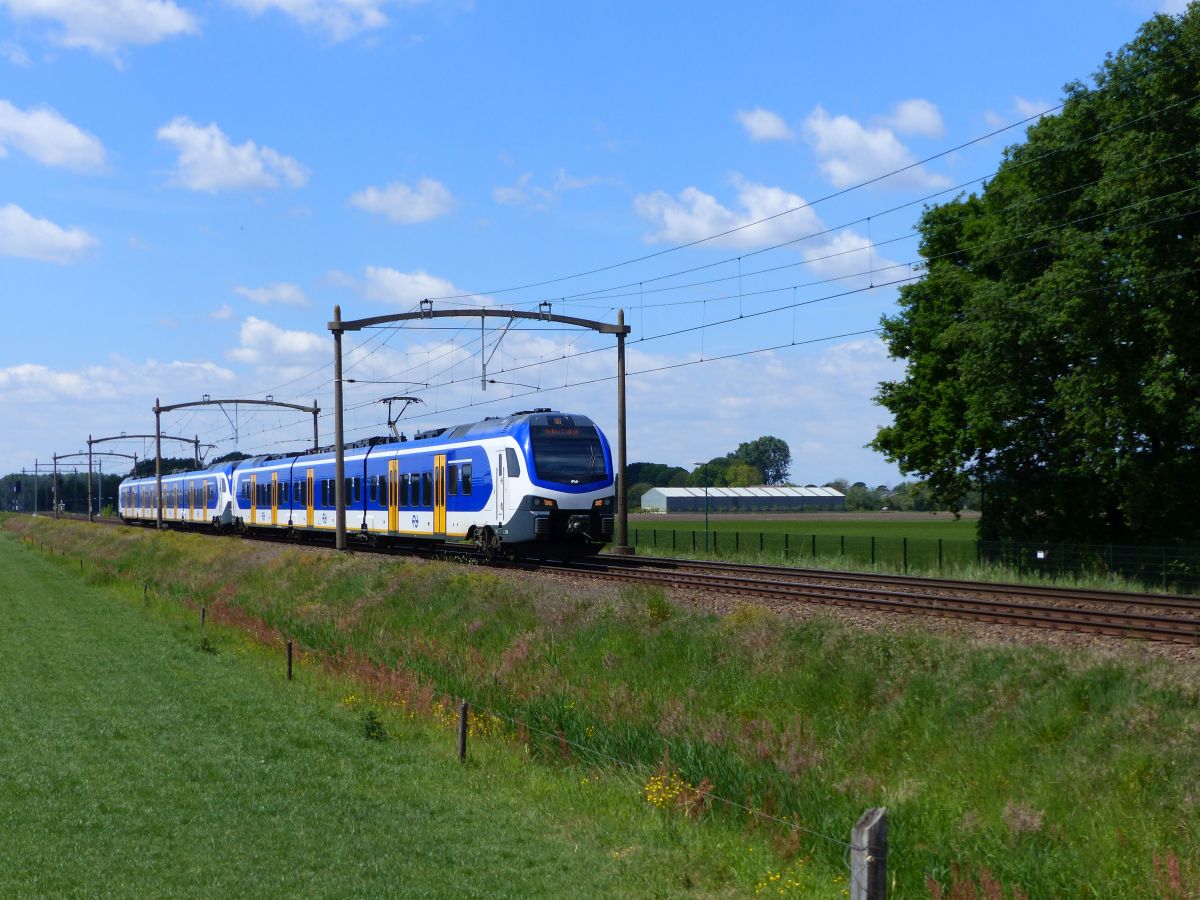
286, 640, 293, 681
850, 806, 887, 900
458, 700, 469, 762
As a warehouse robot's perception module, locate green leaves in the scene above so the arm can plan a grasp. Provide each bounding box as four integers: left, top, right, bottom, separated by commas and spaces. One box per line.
873, 8, 1200, 543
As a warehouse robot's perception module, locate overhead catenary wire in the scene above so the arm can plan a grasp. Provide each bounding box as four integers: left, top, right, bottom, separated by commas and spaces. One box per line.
180, 66, 1200, 454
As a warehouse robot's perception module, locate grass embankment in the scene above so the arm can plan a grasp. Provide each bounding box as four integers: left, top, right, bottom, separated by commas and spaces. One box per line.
5, 515, 1200, 897
0, 523, 794, 897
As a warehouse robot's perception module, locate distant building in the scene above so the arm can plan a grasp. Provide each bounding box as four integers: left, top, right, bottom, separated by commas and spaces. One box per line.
639, 485, 845, 513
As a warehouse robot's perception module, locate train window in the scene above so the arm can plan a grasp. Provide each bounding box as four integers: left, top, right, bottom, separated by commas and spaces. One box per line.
369, 475, 379, 503
280, 481, 289, 505
296, 481, 306, 506
462, 463, 472, 495
320, 479, 328, 507
505, 448, 521, 478
447, 464, 459, 496
421, 471, 433, 507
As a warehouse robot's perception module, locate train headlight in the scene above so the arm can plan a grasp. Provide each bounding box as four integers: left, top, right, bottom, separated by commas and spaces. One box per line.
592, 497, 613, 509
531, 497, 558, 509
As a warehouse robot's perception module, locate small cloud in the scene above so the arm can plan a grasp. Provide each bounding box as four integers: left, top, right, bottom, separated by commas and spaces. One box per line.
880, 99, 944, 139
227, 316, 325, 366
156, 117, 309, 192
1013, 96, 1054, 119
0, 202, 98, 263
211, 303, 235, 320
634, 174, 823, 250
226, 0, 391, 41
348, 178, 456, 224
985, 96, 1056, 130
2, 0, 199, 59
736, 107, 794, 142
233, 282, 309, 307
362, 266, 474, 305
494, 167, 611, 211
0, 99, 107, 171
803, 105, 950, 190
1, 41, 31, 67
128, 234, 151, 251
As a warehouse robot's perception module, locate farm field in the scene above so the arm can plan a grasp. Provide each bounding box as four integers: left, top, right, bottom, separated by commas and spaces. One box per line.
0, 526, 796, 897
626, 512, 985, 577
5, 515, 1200, 896
630, 511, 979, 539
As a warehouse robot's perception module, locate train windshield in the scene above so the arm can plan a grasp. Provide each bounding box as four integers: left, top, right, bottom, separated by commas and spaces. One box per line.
530, 424, 608, 485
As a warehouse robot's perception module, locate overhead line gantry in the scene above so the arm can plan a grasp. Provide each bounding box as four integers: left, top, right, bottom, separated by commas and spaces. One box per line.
327, 302, 633, 555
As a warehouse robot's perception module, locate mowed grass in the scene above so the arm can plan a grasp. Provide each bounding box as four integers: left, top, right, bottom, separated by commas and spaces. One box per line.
8, 516, 1200, 896
0, 527, 814, 898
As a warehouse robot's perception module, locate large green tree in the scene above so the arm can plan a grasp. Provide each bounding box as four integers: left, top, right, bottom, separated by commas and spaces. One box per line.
732, 436, 791, 484
872, 9, 1200, 544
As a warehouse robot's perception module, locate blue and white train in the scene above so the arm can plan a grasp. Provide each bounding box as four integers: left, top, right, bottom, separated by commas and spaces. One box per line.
118, 409, 616, 558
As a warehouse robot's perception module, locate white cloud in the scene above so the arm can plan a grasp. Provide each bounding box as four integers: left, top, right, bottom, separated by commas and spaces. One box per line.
803, 105, 951, 190
362, 266, 478, 305
349, 177, 456, 223
985, 96, 1056, 129
227, 316, 325, 365
2, 41, 31, 65
233, 282, 310, 306
736, 106, 794, 142
802, 229, 904, 284
881, 99, 944, 139
494, 172, 547, 208
0, 202, 97, 262
1013, 95, 1053, 119
0, 99, 106, 171
634, 174, 824, 250
211, 303, 235, 320
493, 168, 608, 211
0, 357, 234, 404
226, 0, 393, 41
0, 0, 198, 56
156, 117, 309, 192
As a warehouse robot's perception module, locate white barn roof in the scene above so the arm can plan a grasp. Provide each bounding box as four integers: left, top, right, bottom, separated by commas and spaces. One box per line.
647, 486, 844, 499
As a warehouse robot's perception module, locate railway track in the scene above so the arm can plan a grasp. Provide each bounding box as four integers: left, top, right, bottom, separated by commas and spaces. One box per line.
24, 513, 1200, 644
533, 554, 1200, 645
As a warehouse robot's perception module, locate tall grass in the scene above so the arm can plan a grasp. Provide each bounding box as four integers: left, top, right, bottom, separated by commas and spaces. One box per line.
7, 515, 1200, 897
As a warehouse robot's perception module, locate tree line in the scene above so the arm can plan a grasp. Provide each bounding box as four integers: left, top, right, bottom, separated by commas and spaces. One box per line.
873, 8, 1200, 545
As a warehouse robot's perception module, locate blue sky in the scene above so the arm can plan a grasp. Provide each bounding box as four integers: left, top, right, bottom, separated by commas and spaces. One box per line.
0, 0, 1186, 486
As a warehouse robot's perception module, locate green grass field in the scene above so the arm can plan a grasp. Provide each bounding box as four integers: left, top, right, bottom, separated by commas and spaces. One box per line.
0, 525, 827, 897
6, 515, 1200, 897
623, 513, 1196, 592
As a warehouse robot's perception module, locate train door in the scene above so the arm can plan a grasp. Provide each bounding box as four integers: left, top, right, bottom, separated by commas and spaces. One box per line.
305, 469, 314, 528
202, 481, 210, 524
249, 474, 257, 523
495, 452, 506, 524
433, 454, 446, 535
271, 472, 278, 527
387, 459, 399, 532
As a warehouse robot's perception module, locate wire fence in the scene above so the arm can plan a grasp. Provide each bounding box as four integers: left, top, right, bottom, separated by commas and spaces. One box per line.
626, 527, 1200, 593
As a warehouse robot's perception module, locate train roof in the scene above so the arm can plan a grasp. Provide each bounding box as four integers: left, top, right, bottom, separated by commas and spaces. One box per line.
120, 410, 603, 481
